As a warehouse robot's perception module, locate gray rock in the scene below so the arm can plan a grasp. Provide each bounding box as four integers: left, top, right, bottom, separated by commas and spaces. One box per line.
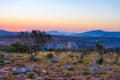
11, 67, 17, 73
25, 66, 36, 72
89, 64, 100, 73
52, 58, 59, 62
3, 54, 8, 60
17, 67, 28, 74
11, 66, 37, 74
64, 64, 74, 70
4, 60, 12, 64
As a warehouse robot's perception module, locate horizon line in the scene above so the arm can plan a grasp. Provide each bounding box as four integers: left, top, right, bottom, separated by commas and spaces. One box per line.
0, 29, 120, 33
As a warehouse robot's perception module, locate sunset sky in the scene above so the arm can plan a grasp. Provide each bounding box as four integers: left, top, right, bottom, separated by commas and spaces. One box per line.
0, 0, 120, 32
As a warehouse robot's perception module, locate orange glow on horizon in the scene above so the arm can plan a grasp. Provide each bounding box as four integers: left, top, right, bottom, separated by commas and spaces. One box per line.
0, 16, 120, 32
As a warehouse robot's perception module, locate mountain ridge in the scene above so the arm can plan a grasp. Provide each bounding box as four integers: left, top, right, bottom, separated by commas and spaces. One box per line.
0, 29, 120, 38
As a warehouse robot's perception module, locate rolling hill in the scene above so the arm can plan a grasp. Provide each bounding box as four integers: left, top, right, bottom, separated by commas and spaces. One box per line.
0, 30, 120, 38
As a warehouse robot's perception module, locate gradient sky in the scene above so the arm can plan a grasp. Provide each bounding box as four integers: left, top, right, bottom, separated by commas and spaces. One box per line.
0, 0, 120, 32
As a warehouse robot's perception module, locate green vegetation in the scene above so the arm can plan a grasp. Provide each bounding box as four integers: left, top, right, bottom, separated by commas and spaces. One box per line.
46, 53, 54, 59
18, 30, 52, 61
0, 54, 4, 64
11, 42, 29, 53
27, 72, 35, 79
96, 43, 105, 65
97, 57, 104, 65
82, 71, 90, 75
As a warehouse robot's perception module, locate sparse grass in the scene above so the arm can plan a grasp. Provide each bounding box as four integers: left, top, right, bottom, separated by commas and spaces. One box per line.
27, 72, 35, 79
0, 51, 120, 79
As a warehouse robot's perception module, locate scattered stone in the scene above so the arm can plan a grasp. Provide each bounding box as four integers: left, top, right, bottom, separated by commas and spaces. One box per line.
64, 64, 74, 70
17, 67, 28, 74
4, 60, 12, 64
89, 64, 100, 73
52, 57, 59, 63
36, 77, 42, 80
42, 70, 48, 74
11, 66, 37, 74
11, 67, 17, 73
25, 66, 36, 72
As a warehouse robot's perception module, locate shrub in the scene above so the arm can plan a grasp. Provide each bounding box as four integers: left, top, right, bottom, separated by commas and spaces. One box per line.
0, 60, 4, 65
82, 71, 90, 75
0, 42, 29, 53
11, 42, 29, 53
46, 53, 54, 59
0, 54, 4, 65
95, 43, 105, 58
0, 46, 14, 52
97, 57, 104, 65
27, 72, 35, 79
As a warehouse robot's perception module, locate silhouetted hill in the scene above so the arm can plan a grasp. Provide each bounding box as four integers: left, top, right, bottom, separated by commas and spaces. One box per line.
0, 29, 120, 38
72, 30, 120, 38
0, 30, 18, 35
47, 30, 75, 36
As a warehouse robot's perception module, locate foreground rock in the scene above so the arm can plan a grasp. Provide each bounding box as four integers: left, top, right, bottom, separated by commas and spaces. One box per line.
64, 64, 74, 70
4, 60, 12, 64
89, 64, 100, 73
52, 57, 59, 63
11, 66, 37, 74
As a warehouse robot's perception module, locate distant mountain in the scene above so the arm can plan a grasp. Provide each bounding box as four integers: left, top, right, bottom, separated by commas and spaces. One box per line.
0, 30, 120, 38
0, 30, 18, 35
47, 30, 120, 38
47, 30, 75, 36
72, 30, 120, 38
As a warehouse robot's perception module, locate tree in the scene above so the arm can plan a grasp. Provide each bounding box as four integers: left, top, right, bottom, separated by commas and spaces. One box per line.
95, 43, 105, 65
18, 30, 52, 61
95, 43, 105, 58
114, 48, 120, 64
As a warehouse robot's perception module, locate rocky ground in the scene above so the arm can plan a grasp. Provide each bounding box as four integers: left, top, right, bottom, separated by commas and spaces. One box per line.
0, 51, 120, 80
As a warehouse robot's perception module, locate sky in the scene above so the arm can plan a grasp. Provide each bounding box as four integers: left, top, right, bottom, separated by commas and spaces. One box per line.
0, 0, 120, 32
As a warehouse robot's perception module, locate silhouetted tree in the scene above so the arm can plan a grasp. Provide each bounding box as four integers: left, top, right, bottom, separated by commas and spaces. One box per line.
114, 48, 120, 64
95, 43, 105, 65
18, 30, 52, 61
95, 43, 105, 57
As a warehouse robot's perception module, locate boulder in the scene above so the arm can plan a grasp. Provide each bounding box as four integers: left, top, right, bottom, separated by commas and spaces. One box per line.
17, 67, 28, 74
11, 67, 17, 73
52, 57, 59, 63
42, 69, 48, 74
64, 64, 74, 70
89, 64, 100, 73
25, 66, 36, 72
4, 60, 12, 64
11, 66, 37, 74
